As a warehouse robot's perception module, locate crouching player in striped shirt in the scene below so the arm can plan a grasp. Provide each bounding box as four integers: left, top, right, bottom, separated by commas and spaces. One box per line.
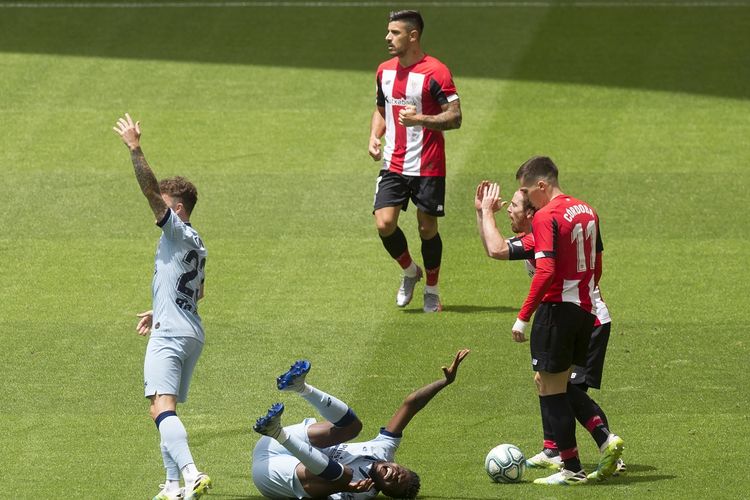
114, 114, 212, 500
251, 349, 470, 499
475, 179, 626, 479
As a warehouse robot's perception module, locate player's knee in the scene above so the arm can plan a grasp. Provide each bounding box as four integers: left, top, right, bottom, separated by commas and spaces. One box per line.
417, 224, 437, 239
336, 410, 363, 441
347, 417, 363, 439
376, 216, 397, 235
417, 215, 438, 239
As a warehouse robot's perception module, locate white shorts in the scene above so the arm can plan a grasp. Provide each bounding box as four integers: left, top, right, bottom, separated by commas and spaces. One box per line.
143, 336, 204, 403
252, 418, 316, 499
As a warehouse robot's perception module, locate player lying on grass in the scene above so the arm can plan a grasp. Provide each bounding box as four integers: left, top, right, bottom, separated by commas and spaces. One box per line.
475, 182, 625, 478
251, 349, 470, 498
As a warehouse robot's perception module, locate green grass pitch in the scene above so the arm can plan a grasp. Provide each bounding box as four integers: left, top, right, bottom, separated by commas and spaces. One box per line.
1, 1, 749, 498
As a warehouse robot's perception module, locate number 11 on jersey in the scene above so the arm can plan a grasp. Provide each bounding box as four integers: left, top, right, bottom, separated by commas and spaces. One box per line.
571, 220, 596, 272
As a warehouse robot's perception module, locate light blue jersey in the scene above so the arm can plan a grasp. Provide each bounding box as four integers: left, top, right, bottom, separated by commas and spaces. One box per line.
324, 430, 401, 500
252, 422, 402, 500
151, 209, 207, 342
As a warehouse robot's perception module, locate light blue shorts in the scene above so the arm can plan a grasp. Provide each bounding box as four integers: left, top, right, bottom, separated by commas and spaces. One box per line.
144, 336, 204, 403
251, 418, 316, 499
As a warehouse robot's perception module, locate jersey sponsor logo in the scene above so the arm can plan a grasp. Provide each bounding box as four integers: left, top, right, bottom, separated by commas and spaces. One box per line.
563, 203, 595, 223
385, 96, 417, 106
331, 444, 348, 462
175, 297, 195, 312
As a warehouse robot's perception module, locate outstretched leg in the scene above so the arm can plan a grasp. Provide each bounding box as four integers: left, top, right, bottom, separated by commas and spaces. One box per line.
277, 360, 362, 447
254, 403, 345, 482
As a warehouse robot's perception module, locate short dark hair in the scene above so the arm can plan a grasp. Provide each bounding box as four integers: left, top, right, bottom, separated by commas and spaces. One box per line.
515, 156, 559, 185
382, 469, 420, 499
159, 176, 198, 214
519, 191, 536, 214
389, 10, 424, 35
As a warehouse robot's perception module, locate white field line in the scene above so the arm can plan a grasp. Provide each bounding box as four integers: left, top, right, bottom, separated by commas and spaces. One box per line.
0, 1, 748, 8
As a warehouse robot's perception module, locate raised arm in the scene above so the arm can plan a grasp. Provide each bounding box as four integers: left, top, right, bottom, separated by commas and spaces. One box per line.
399, 100, 462, 131
475, 181, 490, 252
384, 349, 470, 436
478, 182, 511, 260
113, 113, 168, 222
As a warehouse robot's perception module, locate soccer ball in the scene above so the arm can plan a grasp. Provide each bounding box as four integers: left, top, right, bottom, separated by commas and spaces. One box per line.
485, 444, 526, 483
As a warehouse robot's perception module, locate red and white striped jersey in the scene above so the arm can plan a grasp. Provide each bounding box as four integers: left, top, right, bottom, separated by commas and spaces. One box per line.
376, 55, 458, 177
508, 232, 611, 325
517, 195, 604, 322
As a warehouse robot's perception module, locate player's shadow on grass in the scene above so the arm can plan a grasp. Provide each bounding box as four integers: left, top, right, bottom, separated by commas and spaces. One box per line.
402, 305, 518, 314
578, 463, 675, 485
420, 496, 499, 500
581, 462, 657, 473
207, 495, 265, 500
0, 6, 747, 101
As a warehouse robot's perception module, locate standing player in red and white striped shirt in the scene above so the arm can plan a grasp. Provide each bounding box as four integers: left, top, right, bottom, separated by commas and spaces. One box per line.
510, 157, 625, 485
368, 10, 462, 313
474, 182, 625, 477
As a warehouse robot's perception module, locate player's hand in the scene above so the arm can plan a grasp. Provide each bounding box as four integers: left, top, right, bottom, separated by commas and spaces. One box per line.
511, 329, 527, 343
475, 180, 491, 211
398, 105, 421, 127
346, 477, 374, 493
481, 182, 506, 213
442, 348, 470, 384
511, 318, 528, 343
136, 310, 153, 336
113, 113, 141, 151
368, 135, 382, 161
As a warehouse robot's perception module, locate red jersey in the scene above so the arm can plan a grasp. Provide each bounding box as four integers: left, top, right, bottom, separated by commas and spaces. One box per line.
517, 195, 603, 322
375, 55, 458, 177
508, 232, 610, 326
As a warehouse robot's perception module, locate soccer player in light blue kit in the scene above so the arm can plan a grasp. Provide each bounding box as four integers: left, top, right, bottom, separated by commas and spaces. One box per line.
252, 349, 470, 499
114, 113, 212, 500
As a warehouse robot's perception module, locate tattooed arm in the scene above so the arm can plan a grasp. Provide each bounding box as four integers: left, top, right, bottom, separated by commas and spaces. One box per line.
398, 100, 462, 131
113, 113, 168, 221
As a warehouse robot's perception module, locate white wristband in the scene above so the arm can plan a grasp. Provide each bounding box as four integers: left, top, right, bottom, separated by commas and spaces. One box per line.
512, 318, 529, 333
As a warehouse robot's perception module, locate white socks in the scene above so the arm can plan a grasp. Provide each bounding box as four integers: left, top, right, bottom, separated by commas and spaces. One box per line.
301, 384, 349, 424
403, 261, 419, 278
277, 431, 343, 480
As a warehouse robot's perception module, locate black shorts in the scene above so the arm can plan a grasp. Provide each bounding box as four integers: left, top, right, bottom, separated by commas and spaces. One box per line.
570, 322, 611, 389
530, 302, 596, 374
373, 170, 445, 217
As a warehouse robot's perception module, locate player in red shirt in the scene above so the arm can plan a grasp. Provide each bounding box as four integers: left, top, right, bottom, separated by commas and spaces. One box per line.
475, 181, 625, 477
510, 157, 625, 485
368, 10, 462, 313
